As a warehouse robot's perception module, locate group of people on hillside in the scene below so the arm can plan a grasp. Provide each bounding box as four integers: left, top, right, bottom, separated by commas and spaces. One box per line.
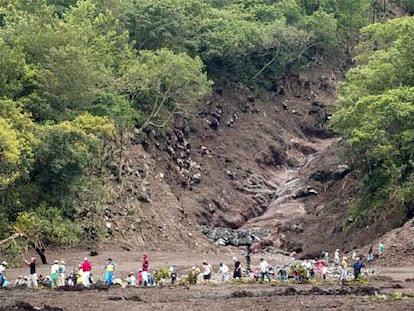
0, 242, 386, 288
197, 256, 272, 284
0, 253, 152, 289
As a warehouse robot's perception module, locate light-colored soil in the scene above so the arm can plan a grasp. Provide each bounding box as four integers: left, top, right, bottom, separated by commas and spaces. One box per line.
2, 248, 414, 311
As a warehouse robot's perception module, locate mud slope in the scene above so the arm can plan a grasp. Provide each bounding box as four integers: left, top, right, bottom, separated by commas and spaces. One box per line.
113, 64, 374, 256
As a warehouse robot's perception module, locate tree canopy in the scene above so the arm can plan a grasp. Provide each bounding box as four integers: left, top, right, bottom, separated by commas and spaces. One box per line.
331, 17, 414, 227
0, 0, 401, 250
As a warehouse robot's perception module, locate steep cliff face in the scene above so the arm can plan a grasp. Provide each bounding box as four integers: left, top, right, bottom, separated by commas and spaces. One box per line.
108, 65, 366, 255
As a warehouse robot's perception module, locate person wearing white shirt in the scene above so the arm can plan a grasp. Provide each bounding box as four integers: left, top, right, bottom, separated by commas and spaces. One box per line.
218, 262, 229, 284
334, 249, 340, 265
50, 260, 60, 288
259, 258, 271, 282
126, 271, 136, 286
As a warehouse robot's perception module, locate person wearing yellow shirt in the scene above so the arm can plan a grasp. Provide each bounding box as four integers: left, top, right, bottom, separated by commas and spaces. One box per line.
104, 258, 116, 285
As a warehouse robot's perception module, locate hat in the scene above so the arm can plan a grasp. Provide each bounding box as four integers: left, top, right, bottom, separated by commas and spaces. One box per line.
54, 260, 59, 264
84, 257, 88, 261
232, 257, 237, 261
1, 261, 7, 265
60, 260, 65, 264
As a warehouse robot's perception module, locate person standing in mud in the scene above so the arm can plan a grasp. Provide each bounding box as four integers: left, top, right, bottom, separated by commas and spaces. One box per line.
24, 257, 38, 288
245, 245, 252, 272
367, 246, 374, 262
219, 262, 229, 284
378, 242, 384, 258
58, 260, 66, 286
104, 258, 116, 285
339, 256, 348, 284
334, 249, 340, 265
201, 261, 212, 284
0, 261, 7, 287
233, 257, 242, 279
50, 260, 60, 288
353, 257, 364, 280
259, 258, 271, 282
81, 257, 92, 287
142, 254, 149, 286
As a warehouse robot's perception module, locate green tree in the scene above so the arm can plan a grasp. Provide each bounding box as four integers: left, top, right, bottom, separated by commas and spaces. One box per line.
0, 0, 135, 121
0, 100, 36, 190
331, 17, 414, 227
119, 48, 212, 128
303, 8, 339, 57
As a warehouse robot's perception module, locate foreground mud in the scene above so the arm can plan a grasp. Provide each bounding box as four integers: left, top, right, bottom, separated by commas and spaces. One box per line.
1, 283, 413, 311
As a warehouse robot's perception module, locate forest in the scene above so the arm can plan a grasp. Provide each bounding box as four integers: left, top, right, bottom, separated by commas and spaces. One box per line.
0, 0, 413, 255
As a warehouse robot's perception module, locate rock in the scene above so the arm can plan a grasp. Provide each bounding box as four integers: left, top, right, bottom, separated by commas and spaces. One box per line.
215, 238, 226, 246
294, 187, 318, 199
201, 226, 270, 247
192, 173, 202, 183
137, 193, 151, 203
312, 101, 326, 108
209, 118, 219, 130
226, 170, 236, 180
215, 87, 223, 95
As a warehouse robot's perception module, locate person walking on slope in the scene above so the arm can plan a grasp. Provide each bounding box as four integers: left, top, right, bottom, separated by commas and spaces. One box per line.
367, 246, 374, 262
81, 257, 92, 287
378, 242, 384, 258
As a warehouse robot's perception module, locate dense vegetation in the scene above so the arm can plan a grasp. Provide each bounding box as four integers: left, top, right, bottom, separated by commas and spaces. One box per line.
332, 16, 414, 228
0, 0, 409, 253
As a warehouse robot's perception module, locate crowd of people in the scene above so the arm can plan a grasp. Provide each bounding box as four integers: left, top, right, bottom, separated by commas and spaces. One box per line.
0, 242, 385, 289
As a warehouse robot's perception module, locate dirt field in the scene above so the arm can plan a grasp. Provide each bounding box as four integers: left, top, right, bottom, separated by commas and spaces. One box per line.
1, 248, 414, 311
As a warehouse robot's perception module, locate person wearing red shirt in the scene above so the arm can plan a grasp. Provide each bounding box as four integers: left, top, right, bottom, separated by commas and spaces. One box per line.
142, 254, 149, 286
81, 257, 92, 287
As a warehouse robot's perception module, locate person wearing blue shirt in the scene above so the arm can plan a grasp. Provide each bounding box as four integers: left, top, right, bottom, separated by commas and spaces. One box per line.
353, 257, 364, 279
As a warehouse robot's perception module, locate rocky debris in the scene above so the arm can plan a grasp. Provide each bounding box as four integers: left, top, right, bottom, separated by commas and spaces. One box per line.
231, 290, 255, 298
231, 286, 380, 299
0, 301, 63, 311
310, 164, 351, 183
201, 226, 271, 246
165, 123, 203, 188
256, 144, 288, 166
293, 186, 318, 199
107, 295, 142, 301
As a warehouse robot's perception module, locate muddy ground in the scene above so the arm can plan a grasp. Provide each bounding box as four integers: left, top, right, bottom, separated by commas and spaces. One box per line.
1, 248, 414, 311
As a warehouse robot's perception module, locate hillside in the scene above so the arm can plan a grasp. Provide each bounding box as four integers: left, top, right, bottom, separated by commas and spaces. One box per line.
1, 0, 413, 267
105, 64, 352, 255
